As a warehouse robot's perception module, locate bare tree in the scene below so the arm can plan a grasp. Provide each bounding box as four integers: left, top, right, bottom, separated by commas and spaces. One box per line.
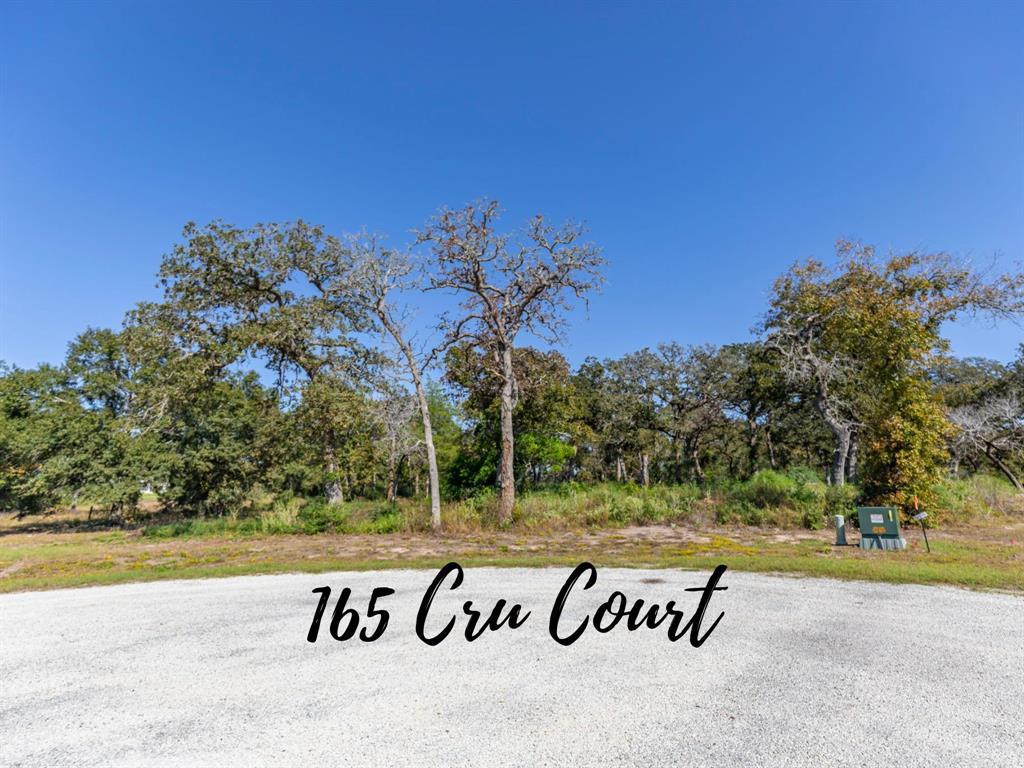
373, 393, 421, 503
350, 241, 445, 529
417, 200, 604, 523
766, 306, 862, 486
949, 393, 1024, 491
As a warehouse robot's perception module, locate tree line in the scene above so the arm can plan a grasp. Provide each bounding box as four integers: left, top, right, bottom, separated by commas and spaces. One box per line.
2, 202, 1022, 526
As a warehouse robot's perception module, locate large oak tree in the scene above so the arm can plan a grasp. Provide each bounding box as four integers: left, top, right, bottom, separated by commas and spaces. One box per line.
157, 220, 380, 504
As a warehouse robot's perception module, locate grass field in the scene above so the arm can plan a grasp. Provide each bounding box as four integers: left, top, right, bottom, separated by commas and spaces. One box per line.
2, 499, 1022, 593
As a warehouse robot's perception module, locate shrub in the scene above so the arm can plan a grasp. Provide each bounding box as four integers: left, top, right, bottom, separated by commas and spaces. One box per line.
715, 499, 767, 526
296, 499, 348, 534
719, 470, 854, 529
736, 470, 800, 508
825, 484, 859, 515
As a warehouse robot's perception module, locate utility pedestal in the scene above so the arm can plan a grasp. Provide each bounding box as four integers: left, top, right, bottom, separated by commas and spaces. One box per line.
857, 507, 906, 550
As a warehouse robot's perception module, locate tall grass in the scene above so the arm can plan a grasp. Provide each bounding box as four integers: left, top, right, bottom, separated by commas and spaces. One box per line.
929, 474, 1024, 523
712, 469, 855, 529
143, 497, 413, 538
448, 483, 706, 532
140, 472, 1021, 539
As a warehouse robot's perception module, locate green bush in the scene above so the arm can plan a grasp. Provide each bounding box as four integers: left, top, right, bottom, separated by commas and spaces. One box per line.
824, 484, 859, 516
136, 472, 1014, 539
800, 506, 824, 530
735, 470, 800, 508
719, 470, 855, 529
141, 517, 232, 538
296, 499, 349, 534
715, 499, 766, 526
342, 504, 406, 534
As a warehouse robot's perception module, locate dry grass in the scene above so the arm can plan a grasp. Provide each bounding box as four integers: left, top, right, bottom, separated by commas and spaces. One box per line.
3, 478, 1021, 593
2, 511, 1022, 593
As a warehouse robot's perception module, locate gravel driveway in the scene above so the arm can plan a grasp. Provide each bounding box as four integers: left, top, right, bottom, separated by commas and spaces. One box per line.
1, 567, 1021, 767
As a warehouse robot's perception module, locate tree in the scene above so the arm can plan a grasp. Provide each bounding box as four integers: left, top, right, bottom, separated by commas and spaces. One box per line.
349, 240, 445, 528
157, 220, 380, 504
950, 393, 1024, 490
417, 201, 604, 523
373, 393, 421, 503
569, 358, 622, 482
599, 345, 727, 485
149, 372, 285, 515
764, 259, 866, 486
647, 344, 727, 484
61, 329, 144, 515
0, 363, 78, 514
765, 240, 1024, 504
445, 345, 582, 491
715, 343, 789, 475
934, 348, 1023, 486
930, 355, 1008, 409
0, 330, 144, 518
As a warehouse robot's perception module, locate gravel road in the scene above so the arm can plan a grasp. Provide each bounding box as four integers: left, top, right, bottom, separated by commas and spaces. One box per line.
1, 567, 1021, 767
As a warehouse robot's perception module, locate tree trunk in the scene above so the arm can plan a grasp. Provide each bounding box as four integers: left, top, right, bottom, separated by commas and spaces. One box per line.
383, 313, 443, 531
672, 439, 684, 484
814, 390, 850, 486
639, 452, 650, 487
986, 443, 1023, 492
497, 345, 516, 524
385, 445, 398, 503
746, 416, 759, 475
413, 379, 442, 529
829, 428, 850, 487
324, 444, 344, 505
845, 432, 859, 484
691, 444, 705, 482
615, 453, 625, 482
766, 427, 778, 469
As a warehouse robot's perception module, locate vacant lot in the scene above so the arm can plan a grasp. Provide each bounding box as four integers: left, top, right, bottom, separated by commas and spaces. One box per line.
2, 506, 1022, 592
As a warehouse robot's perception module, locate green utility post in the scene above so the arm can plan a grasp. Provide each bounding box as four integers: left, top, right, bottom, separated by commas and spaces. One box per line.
857, 507, 907, 550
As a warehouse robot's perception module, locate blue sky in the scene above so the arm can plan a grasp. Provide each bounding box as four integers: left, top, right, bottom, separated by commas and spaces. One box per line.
1, 0, 1022, 370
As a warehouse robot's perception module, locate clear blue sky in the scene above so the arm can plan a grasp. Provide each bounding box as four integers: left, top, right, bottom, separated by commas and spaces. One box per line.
2, 0, 1022, 370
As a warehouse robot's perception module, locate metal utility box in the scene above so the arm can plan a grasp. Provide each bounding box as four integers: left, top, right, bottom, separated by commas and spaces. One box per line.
857, 507, 906, 550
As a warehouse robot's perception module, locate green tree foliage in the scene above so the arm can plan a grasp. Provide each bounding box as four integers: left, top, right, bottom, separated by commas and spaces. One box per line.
152, 374, 283, 515
2, 217, 1021, 525
0, 332, 142, 516
766, 241, 1024, 506
156, 220, 381, 504
444, 346, 584, 494
1, 364, 81, 513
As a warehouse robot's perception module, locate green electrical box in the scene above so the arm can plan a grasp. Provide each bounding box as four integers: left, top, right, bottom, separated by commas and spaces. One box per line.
857, 507, 906, 550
